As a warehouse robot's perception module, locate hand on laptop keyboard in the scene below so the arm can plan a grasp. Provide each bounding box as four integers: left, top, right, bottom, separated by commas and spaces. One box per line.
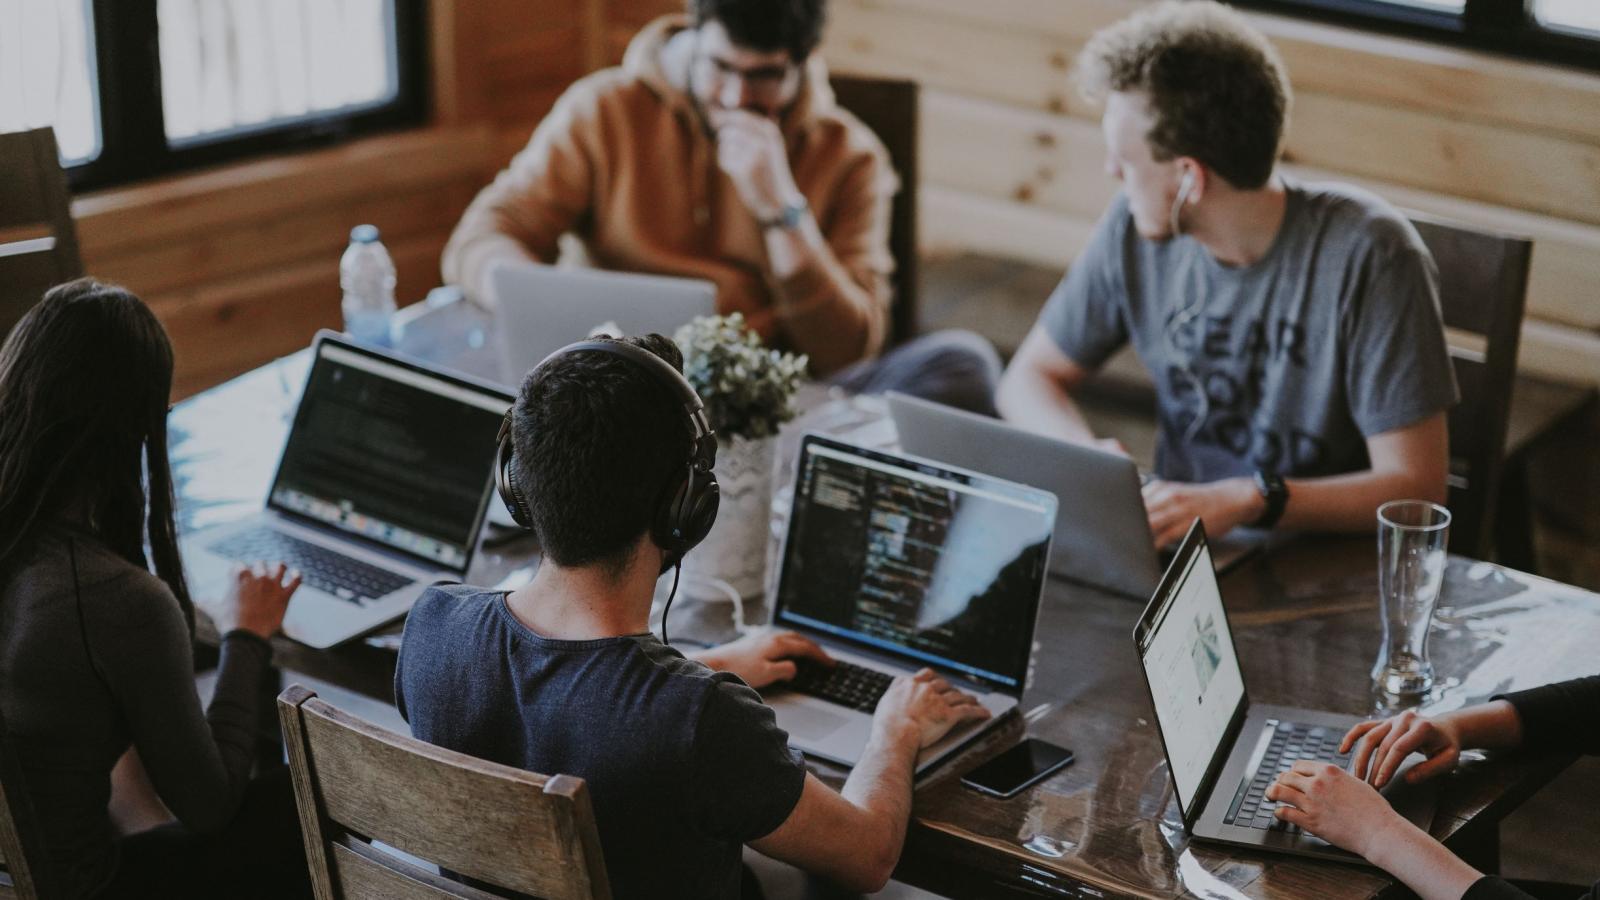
1265, 760, 1408, 859
198, 561, 302, 640
871, 668, 991, 751
692, 628, 835, 690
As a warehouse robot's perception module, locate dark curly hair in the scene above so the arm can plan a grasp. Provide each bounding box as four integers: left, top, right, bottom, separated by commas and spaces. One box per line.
689, 0, 827, 61
511, 335, 693, 577
1076, 0, 1291, 190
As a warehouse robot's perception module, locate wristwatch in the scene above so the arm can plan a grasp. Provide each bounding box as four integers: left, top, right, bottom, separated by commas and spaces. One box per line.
759, 195, 809, 231
1252, 469, 1289, 529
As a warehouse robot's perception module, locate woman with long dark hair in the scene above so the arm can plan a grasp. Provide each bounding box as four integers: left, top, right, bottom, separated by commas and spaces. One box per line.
0, 279, 309, 898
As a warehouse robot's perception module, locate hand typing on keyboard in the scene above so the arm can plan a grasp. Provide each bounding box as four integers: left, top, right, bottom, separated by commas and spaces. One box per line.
1265, 760, 1408, 861
198, 561, 302, 640
690, 628, 834, 690
872, 669, 991, 751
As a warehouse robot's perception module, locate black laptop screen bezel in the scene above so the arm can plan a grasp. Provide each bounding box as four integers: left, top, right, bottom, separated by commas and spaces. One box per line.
1132, 519, 1252, 830
771, 433, 1057, 696
265, 331, 513, 574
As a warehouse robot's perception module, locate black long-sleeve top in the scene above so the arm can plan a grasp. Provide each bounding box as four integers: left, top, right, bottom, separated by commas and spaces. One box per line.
1462, 676, 1600, 900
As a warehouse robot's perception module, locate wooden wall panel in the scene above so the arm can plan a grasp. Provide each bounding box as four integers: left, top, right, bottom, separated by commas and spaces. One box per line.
822, 0, 1600, 386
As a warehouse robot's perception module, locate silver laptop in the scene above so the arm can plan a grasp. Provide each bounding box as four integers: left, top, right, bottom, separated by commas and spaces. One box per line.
764, 434, 1056, 776
1134, 520, 1436, 861
887, 392, 1259, 600
182, 332, 512, 649
489, 261, 717, 387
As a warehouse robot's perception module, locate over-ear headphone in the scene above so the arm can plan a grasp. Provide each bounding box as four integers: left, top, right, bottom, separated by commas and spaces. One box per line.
495, 339, 721, 574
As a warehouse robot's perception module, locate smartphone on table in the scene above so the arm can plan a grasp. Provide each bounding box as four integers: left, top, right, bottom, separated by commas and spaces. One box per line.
960, 738, 1075, 799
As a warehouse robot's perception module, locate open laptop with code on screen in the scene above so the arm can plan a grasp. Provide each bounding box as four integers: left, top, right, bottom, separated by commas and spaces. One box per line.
181, 332, 511, 649
763, 434, 1057, 776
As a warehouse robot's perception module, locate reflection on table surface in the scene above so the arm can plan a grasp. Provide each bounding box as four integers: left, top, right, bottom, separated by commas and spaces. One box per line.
171, 296, 1600, 900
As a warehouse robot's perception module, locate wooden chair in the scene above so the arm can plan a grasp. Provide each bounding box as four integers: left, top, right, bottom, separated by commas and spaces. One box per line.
0, 128, 83, 342
1408, 213, 1533, 561
0, 705, 55, 900
830, 75, 919, 347
277, 685, 611, 900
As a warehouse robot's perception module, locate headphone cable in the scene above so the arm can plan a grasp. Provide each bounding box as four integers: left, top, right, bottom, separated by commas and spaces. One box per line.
660, 561, 681, 645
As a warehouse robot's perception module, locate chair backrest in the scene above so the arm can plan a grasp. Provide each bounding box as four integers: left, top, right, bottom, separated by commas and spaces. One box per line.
0, 128, 82, 342
277, 685, 611, 900
1408, 213, 1532, 560
0, 705, 54, 900
830, 75, 919, 347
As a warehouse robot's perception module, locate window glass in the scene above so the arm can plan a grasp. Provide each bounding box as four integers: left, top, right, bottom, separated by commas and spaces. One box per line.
158, 0, 396, 144
1532, 0, 1600, 37
0, 0, 101, 163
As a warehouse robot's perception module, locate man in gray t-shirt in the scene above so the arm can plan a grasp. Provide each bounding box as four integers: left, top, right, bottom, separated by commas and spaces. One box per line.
997, 1, 1457, 548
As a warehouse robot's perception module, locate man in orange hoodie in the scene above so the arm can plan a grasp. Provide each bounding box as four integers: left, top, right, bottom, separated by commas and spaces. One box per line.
443, 0, 1000, 414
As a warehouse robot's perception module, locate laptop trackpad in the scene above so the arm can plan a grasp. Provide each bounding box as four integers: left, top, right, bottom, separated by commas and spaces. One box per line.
781, 704, 853, 742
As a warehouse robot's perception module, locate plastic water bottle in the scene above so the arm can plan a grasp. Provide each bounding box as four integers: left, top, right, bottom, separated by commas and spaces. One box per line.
340, 224, 397, 347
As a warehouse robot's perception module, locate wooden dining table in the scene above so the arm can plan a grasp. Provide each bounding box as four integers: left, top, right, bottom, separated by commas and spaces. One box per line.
172, 296, 1600, 899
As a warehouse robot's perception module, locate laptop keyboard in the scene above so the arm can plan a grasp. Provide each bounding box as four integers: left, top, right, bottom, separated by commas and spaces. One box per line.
1224, 719, 1352, 831
208, 528, 413, 605
788, 659, 894, 713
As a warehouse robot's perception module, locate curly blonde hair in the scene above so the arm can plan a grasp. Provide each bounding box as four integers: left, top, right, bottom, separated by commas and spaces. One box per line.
1077, 1, 1291, 189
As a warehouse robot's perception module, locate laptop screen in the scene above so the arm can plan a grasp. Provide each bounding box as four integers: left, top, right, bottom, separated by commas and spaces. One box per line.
773, 436, 1055, 693
268, 339, 511, 571
1135, 528, 1247, 817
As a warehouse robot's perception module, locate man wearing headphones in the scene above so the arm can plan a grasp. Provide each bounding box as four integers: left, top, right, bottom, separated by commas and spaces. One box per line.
394, 334, 989, 898
996, 1, 1458, 547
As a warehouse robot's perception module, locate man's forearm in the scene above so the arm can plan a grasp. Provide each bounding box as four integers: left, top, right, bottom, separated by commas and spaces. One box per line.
995, 367, 1100, 446
838, 727, 920, 880
1277, 468, 1444, 532
764, 219, 884, 375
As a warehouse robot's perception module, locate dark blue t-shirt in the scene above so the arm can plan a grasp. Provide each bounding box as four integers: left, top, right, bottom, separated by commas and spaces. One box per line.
394, 585, 807, 899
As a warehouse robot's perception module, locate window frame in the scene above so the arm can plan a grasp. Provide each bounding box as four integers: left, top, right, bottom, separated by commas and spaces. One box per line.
1229, 0, 1600, 73
68, 0, 430, 191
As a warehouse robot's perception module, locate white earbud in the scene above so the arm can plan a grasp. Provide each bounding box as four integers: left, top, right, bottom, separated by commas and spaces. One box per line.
1169, 169, 1196, 237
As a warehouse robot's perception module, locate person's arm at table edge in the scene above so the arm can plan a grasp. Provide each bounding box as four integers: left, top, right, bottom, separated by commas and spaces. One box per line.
1273, 411, 1448, 532
1330, 679, 1600, 900
763, 156, 892, 376
441, 82, 601, 308
750, 671, 990, 892
995, 325, 1102, 447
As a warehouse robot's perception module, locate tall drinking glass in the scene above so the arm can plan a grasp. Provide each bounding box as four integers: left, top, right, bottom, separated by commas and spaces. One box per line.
1373, 500, 1451, 698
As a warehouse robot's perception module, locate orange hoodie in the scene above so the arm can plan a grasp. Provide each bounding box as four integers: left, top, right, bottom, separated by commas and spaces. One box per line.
441, 16, 897, 374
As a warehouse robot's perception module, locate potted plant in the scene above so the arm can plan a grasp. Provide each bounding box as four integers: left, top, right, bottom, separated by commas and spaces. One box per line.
674, 313, 807, 598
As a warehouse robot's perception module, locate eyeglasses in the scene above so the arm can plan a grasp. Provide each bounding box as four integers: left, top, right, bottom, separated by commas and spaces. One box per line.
698, 53, 797, 96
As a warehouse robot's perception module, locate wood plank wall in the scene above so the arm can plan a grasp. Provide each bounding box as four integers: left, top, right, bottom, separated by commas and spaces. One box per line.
66, 0, 1600, 395
816, 0, 1600, 387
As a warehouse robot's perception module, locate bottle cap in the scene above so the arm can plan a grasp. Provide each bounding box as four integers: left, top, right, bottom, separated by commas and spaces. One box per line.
350, 224, 380, 244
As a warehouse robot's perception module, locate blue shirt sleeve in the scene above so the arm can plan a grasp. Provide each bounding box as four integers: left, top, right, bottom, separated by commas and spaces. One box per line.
686, 677, 807, 843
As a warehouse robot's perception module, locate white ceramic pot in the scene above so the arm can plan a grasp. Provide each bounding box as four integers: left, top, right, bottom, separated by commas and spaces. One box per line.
680, 433, 777, 599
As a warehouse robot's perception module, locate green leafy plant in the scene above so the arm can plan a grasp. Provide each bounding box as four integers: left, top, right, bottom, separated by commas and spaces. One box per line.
674, 313, 808, 441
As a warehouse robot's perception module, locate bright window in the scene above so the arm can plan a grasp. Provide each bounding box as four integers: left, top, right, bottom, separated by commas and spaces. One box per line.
157, 0, 398, 144
0, 0, 99, 163
1532, 0, 1600, 38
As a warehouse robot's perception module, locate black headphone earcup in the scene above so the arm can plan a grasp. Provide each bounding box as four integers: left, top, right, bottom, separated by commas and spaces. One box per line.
653, 468, 719, 570
496, 425, 534, 529
683, 474, 719, 548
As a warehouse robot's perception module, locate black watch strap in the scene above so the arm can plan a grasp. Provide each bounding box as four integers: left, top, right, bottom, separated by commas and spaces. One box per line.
1252, 470, 1289, 529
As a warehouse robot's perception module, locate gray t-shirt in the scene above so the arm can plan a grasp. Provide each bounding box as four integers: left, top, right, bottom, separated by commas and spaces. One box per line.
1042, 180, 1458, 483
